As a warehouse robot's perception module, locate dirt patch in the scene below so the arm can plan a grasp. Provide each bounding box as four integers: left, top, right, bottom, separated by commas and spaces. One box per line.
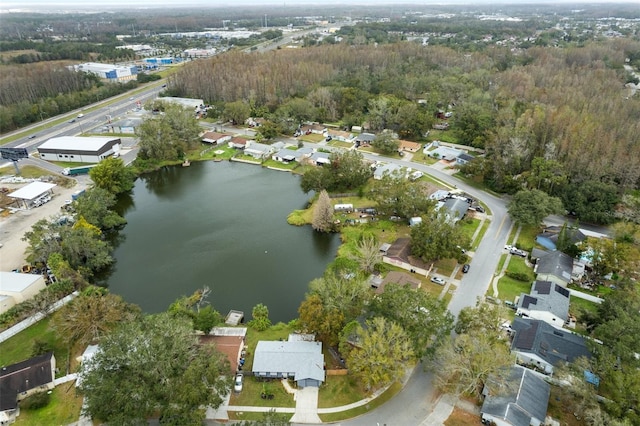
444, 407, 480, 426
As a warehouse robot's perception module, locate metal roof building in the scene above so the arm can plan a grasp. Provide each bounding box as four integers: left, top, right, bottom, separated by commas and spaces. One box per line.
37, 136, 120, 163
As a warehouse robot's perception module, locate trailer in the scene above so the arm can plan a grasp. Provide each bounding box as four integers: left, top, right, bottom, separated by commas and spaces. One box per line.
62, 164, 97, 176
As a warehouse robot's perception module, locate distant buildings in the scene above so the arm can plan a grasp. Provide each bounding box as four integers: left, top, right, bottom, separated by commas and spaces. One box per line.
69, 62, 138, 82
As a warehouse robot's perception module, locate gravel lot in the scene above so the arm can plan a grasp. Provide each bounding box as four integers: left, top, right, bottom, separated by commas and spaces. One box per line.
0, 181, 84, 271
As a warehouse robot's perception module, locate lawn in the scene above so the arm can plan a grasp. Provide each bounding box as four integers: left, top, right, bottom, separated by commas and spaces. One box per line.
318, 375, 366, 408
262, 159, 299, 170
328, 140, 354, 149
459, 218, 481, 245
496, 275, 532, 304
228, 375, 296, 408
505, 257, 535, 281
515, 224, 541, 252
298, 133, 324, 143
433, 258, 458, 277
0, 318, 70, 373
13, 383, 84, 426
318, 381, 402, 422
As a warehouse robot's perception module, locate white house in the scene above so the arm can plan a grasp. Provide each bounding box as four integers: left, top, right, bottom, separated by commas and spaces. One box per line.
37, 136, 121, 163
516, 281, 570, 328
243, 141, 275, 160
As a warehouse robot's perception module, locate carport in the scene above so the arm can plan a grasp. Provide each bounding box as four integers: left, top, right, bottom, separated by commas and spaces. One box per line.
8, 182, 56, 209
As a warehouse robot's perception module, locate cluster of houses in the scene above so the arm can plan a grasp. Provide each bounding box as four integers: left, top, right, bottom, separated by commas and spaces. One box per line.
480, 226, 604, 426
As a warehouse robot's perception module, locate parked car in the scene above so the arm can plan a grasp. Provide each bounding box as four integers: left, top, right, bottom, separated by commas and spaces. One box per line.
510, 249, 527, 258
430, 276, 445, 285
462, 264, 470, 273
234, 373, 243, 393
475, 206, 485, 213
504, 245, 514, 251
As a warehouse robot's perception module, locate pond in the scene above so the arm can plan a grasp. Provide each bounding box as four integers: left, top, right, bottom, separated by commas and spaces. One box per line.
104, 161, 340, 323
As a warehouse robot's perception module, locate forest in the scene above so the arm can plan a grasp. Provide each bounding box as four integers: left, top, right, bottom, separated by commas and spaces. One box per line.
170, 39, 640, 223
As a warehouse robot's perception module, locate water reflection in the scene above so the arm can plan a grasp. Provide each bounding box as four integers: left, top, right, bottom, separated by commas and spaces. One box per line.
105, 161, 340, 322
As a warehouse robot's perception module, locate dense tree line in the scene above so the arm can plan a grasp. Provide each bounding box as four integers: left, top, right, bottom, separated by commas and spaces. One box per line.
0, 62, 137, 132
171, 39, 639, 222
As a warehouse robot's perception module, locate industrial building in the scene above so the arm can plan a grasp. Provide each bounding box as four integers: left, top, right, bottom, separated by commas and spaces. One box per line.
38, 136, 121, 163
157, 97, 205, 110
70, 62, 138, 82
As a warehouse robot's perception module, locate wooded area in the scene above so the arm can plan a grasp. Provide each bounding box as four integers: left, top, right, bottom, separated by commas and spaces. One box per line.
170, 39, 640, 222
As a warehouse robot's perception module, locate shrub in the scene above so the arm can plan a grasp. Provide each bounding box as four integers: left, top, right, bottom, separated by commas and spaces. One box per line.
20, 391, 50, 410
505, 270, 532, 282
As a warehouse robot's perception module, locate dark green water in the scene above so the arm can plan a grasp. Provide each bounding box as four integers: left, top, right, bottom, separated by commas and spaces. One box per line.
105, 161, 339, 323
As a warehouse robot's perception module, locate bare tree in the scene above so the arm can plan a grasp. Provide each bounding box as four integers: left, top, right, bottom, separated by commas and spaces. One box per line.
312, 190, 334, 233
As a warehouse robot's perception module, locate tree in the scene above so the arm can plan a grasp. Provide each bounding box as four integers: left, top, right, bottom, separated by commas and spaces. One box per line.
559, 180, 620, 225
430, 332, 514, 399
51, 286, 140, 347
507, 188, 563, 227
298, 294, 346, 348
62, 222, 113, 277
368, 174, 435, 218
455, 300, 509, 338
137, 104, 201, 162
326, 150, 372, 191
300, 166, 333, 194
249, 303, 272, 331
308, 273, 370, 320
168, 288, 221, 333
73, 187, 126, 230
257, 120, 281, 140
312, 190, 334, 233
79, 313, 230, 425
410, 211, 470, 263
346, 316, 414, 391
346, 235, 382, 274
371, 132, 399, 155
369, 284, 454, 358
223, 100, 251, 125
89, 157, 136, 194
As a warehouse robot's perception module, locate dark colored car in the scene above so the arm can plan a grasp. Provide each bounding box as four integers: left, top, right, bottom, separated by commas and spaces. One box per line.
475, 206, 485, 213
462, 264, 470, 273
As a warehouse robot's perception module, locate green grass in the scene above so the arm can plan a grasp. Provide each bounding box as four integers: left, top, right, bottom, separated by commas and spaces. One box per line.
505, 257, 535, 280
433, 258, 457, 277
228, 375, 295, 408
318, 381, 402, 422
318, 375, 366, 408
496, 275, 532, 304
328, 140, 354, 149
459, 218, 481, 245
13, 383, 84, 426
410, 154, 439, 166
262, 159, 299, 170
0, 318, 69, 371
496, 254, 508, 274
515, 225, 540, 252
298, 133, 324, 142
569, 296, 599, 319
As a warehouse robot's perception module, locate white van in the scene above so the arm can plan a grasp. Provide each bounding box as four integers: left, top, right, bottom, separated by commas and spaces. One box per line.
77, 113, 84, 118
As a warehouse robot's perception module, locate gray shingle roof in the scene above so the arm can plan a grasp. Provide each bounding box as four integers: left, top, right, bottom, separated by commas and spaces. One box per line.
536, 251, 573, 283
511, 318, 590, 366
481, 365, 550, 426
517, 281, 570, 322
252, 341, 324, 383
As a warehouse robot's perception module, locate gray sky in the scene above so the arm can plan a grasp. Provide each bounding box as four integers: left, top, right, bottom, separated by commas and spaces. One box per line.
3, 0, 638, 9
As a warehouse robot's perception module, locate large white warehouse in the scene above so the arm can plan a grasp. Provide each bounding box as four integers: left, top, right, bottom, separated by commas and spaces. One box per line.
38, 136, 121, 163
71, 62, 138, 82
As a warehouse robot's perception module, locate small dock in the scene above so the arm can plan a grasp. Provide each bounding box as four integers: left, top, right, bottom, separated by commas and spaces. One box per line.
225, 310, 244, 326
